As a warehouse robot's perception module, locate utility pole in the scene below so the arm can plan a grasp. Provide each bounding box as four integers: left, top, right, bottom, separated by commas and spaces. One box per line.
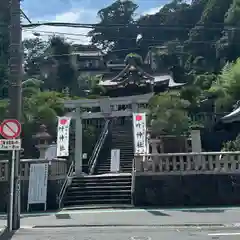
7, 0, 22, 231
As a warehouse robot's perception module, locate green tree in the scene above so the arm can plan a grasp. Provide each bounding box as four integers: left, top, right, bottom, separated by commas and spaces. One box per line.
23, 38, 48, 77
216, 0, 240, 61
89, 0, 138, 54
186, 0, 232, 72
148, 93, 190, 135
49, 36, 77, 91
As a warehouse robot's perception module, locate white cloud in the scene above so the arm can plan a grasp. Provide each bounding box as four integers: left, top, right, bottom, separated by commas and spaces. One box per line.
142, 6, 162, 16
141, 0, 192, 16
22, 8, 97, 45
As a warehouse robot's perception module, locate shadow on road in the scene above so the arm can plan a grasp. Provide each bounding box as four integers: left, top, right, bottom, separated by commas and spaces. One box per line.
143, 210, 171, 216
181, 209, 225, 213
0, 228, 15, 240
55, 213, 71, 219
0, 213, 52, 220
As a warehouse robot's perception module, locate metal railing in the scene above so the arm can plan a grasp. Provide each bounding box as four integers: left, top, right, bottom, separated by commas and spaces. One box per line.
58, 161, 74, 208
88, 119, 110, 174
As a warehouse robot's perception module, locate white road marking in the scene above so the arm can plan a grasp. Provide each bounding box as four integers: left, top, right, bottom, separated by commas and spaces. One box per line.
21, 226, 34, 229
208, 232, 240, 236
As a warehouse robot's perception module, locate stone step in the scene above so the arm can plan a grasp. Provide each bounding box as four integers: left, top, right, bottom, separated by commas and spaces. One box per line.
68, 186, 131, 192
96, 170, 132, 174
97, 165, 132, 168
97, 164, 133, 167
96, 166, 133, 170
97, 161, 133, 164
96, 167, 132, 170
67, 191, 131, 197
63, 173, 132, 207
64, 198, 131, 206
71, 180, 131, 186
98, 160, 133, 163
73, 175, 131, 180
112, 139, 133, 141
95, 170, 132, 174
100, 160, 133, 163
65, 194, 131, 201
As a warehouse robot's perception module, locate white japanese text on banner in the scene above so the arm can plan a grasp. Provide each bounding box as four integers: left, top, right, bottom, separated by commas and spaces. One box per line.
132, 113, 147, 154
57, 117, 71, 157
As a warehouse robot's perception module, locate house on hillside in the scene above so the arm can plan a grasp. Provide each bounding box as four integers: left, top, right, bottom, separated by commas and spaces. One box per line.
71, 44, 106, 73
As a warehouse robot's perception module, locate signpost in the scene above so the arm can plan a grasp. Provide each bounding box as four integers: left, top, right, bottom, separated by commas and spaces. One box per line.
0, 139, 21, 150
0, 119, 22, 231
0, 119, 21, 139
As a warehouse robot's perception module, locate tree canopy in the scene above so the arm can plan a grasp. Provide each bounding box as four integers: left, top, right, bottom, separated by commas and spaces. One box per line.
1, 0, 240, 155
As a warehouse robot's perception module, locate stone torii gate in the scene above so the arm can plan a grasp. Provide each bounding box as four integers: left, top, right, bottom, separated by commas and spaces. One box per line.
64, 93, 153, 175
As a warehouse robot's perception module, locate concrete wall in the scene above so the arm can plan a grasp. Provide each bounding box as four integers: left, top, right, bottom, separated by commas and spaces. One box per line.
133, 174, 240, 207
0, 179, 64, 213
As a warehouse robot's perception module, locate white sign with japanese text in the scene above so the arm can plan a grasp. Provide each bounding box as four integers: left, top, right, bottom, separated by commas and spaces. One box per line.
110, 149, 120, 172
45, 144, 57, 160
132, 113, 147, 154
57, 117, 71, 157
27, 163, 48, 208
0, 139, 21, 150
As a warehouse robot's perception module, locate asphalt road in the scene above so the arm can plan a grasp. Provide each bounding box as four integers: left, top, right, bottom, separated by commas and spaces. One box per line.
2, 207, 240, 239
6, 226, 240, 240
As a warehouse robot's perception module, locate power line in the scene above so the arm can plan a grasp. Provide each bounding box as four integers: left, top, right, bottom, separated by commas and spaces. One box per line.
23, 29, 88, 37
22, 29, 234, 45
20, 9, 32, 24
22, 22, 240, 30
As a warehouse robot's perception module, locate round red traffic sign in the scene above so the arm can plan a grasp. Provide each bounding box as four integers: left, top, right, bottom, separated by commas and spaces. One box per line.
0, 119, 21, 139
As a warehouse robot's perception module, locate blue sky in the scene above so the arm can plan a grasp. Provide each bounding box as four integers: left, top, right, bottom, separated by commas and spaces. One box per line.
22, 0, 170, 19
21, 0, 185, 44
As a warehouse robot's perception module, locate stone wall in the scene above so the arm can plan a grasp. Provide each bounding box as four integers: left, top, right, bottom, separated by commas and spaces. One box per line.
0, 159, 67, 213
133, 174, 240, 207
0, 179, 64, 212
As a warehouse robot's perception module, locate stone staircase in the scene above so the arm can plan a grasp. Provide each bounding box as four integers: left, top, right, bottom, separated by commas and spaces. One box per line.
62, 119, 134, 208
95, 121, 134, 174
63, 174, 132, 207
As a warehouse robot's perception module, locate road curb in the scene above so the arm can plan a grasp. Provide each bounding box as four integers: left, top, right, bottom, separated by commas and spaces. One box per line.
31, 223, 234, 229
61, 205, 134, 211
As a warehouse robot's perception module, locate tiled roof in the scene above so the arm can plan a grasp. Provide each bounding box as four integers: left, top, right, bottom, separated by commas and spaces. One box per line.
99, 73, 186, 88
221, 107, 240, 123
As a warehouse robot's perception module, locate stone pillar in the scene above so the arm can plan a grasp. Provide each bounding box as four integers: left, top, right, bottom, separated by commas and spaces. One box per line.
75, 107, 83, 175
134, 155, 143, 172
191, 129, 202, 152
191, 128, 202, 169
132, 101, 138, 113
33, 124, 52, 159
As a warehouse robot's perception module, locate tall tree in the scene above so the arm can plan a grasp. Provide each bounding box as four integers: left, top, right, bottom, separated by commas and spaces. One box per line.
216, 0, 240, 62
186, 0, 232, 72
23, 38, 48, 77
89, 0, 138, 56
49, 36, 77, 92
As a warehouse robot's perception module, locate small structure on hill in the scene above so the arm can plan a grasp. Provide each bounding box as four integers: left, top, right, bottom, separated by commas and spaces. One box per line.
98, 53, 185, 97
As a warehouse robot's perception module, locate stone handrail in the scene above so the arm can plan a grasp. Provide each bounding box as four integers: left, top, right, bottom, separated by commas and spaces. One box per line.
134, 151, 240, 174
0, 158, 67, 181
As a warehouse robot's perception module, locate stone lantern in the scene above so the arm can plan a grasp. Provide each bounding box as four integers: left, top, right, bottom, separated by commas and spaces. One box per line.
33, 124, 52, 159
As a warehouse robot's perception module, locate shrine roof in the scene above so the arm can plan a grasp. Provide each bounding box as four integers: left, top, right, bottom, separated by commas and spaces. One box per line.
99, 72, 185, 88
153, 74, 185, 87
221, 107, 240, 123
